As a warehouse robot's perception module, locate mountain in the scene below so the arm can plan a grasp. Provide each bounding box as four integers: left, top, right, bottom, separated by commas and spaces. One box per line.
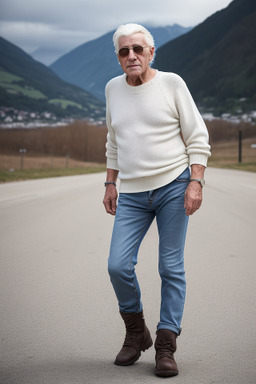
0, 37, 105, 119
50, 25, 192, 101
30, 47, 68, 66
153, 0, 256, 114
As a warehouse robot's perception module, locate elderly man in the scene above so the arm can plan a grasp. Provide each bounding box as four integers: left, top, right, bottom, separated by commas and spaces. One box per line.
103, 23, 211, 377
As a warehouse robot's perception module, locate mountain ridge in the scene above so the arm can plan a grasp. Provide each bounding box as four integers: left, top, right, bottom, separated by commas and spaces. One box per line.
50, 25, 192, 101
153, 0, 256, 114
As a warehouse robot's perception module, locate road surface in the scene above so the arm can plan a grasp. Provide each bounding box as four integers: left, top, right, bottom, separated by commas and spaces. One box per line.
0, 168, 255, 384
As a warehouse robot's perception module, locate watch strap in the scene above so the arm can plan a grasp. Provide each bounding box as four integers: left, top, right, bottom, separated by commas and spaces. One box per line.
190, 178, 205, 187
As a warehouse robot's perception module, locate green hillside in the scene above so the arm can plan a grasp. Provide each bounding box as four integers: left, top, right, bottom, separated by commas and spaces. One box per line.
0, 37, 105, 119
154, 0, 256, 115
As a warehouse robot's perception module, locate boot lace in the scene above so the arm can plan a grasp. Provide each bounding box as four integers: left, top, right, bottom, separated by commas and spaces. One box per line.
123, 318, 142, 348
156, 337, 175, 359
123, 331, 139, 347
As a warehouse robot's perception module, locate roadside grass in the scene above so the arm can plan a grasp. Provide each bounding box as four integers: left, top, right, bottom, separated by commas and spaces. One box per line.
208, 137, 256, 172
2, 159, 255, 183
0, 166, 106, 183
0, 121, 255, 182
0, 154, 105, 182
0, 143, 255, 183
208, 162, 256, 172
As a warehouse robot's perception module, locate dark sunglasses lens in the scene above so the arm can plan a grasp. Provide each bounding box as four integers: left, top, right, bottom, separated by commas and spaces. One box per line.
118, 48, 129, 57
133, 46, 144, 54
118, 45, 144, 57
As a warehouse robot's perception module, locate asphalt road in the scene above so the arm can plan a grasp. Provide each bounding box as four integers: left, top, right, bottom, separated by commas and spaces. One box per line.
0, 168, 255, 384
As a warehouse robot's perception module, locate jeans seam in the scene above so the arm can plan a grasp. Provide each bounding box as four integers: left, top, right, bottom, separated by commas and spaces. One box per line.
128, 214, 154, 312
148, 189, 158, 206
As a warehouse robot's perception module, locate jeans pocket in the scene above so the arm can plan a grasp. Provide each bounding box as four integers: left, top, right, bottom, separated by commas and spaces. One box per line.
175, 167, 190, 183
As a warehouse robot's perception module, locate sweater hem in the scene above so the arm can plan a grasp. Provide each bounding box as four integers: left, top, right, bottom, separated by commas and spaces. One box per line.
119, 163, 188, 193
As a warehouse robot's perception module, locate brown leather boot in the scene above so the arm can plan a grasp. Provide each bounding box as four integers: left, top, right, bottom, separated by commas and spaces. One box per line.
155, 329, 179, 377
114, 311, 153, 366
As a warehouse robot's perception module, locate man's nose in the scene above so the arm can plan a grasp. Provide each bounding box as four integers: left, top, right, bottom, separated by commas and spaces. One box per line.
127, 48, 137, 60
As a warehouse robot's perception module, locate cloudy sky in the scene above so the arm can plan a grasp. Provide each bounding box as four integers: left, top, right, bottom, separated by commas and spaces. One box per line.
0, 0, 232, 63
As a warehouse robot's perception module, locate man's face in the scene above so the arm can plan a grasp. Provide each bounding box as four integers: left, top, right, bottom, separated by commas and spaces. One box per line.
117, 33, 155, 82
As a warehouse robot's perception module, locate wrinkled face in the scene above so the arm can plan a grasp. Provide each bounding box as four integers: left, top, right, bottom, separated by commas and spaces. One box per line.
117, 33, 155, 80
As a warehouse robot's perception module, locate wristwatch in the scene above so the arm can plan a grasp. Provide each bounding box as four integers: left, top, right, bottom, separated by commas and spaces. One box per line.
190, 178, 205, 187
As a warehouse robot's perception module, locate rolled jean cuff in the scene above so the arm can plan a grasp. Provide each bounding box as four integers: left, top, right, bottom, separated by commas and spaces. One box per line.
157, 323, 182, 336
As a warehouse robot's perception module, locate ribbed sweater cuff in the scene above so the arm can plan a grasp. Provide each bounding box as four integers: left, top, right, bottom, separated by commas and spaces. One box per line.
106, 158, 119, 170
189, 154, 209, 167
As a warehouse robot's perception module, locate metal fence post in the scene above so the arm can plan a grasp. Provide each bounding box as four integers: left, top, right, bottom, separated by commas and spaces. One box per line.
238, 130, 242, 163
19, 149, 27, 170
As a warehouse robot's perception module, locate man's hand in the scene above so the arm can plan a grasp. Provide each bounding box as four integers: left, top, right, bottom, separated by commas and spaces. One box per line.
103, 185, 118, 215
103, 168, 119, 215
184, 181, 203, 216
184, 164, 206, 216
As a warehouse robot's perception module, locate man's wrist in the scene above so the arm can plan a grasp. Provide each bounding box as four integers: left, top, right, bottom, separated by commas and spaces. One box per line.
104, 181, 116, 187
190, 178, 205, 187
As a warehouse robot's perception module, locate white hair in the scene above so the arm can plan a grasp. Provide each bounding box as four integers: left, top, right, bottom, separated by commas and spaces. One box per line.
113, 23, 155, 62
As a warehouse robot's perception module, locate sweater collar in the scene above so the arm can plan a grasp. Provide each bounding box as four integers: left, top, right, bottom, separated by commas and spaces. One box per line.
123, 70, 159, 92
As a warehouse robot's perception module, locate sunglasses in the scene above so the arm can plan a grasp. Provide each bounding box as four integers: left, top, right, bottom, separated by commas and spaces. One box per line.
118, 45, 150, 57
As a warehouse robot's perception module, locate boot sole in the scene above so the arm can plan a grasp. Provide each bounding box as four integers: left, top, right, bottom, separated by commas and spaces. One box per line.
142, 336, 153, 352
155, 368, 178, 377
114, 337, 153, 366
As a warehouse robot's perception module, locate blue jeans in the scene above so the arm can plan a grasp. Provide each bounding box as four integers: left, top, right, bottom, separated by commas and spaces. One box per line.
108, 168, 190, 335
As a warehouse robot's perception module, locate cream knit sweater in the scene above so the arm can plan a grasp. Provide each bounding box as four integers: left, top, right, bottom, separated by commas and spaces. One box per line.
105, 71, 211, 193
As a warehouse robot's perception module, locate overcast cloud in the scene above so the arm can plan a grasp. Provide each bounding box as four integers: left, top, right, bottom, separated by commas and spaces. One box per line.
0, 0, 232, 55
